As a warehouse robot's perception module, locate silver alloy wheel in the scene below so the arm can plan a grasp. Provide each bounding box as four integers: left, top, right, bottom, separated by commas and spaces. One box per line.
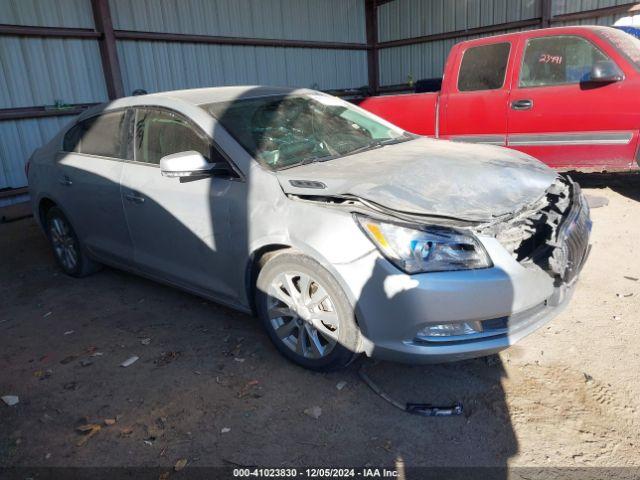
49, 216, 78, 271
267, 271, 340, 359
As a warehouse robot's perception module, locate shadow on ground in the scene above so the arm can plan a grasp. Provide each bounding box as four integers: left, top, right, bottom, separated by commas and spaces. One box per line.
569, 171, 640, 203
1, 218, 515, 471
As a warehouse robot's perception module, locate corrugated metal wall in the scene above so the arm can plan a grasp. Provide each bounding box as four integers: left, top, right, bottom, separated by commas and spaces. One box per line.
555, 12, 629, 25
0, 0, 106, 193
109, 0, 365, 43
117, 41, 367, 95
0, 36, 107, 109
0, 0, 94, 28
0, 116, 72, 191
378, 0, 541, 42
552, 0, 631, 15
110, 0, 367, 96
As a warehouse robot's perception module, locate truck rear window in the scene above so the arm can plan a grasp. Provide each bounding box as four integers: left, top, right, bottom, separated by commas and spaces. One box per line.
457, 42, 511, 92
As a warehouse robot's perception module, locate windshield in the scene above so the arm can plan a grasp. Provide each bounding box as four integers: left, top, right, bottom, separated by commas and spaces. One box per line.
597, 27, 640, 70
205, 93, 412, 170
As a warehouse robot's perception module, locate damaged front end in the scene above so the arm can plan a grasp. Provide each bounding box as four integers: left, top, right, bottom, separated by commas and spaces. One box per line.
285, 175, 591, 286
481, 177, 592, 285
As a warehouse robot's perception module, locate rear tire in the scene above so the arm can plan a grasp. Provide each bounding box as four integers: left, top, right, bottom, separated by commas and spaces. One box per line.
256, 251, 360, 371
45, 207, 100, 277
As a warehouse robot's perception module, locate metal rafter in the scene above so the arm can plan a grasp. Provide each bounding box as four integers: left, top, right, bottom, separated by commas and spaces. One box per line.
91, 0, 124, 99
365, 0, 380, 95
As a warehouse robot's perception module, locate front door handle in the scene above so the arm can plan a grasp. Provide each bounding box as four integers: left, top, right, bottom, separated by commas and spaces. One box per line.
124, 191, 145, 204
511, 99, 533, 110
58, 175, 73, 186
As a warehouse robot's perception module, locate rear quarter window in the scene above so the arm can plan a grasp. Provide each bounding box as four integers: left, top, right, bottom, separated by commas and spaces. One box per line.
457, 42, 511, 92
63, 110, 127, 159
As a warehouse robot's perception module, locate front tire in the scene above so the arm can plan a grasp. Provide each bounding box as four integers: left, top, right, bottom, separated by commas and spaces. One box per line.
45, 207, 100, 277
256, 251, 360, 371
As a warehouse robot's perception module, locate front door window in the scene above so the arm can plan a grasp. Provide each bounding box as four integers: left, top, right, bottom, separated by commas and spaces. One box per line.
519, 35, 612, 87
134, 109, 210, 165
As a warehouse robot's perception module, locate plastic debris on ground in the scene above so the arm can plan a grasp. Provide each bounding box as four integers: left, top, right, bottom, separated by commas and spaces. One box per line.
237, 380, 259, 398
2, 395, 19, 406
174, 459, 188, 471
303, 406, 322, 419
76, 423, 101, 447
121, 356, 139, 367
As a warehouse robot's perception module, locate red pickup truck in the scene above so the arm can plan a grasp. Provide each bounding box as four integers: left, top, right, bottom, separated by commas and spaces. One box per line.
359, 26, 640, 171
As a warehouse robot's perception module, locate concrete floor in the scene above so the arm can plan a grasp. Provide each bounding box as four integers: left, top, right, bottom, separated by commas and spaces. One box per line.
1, 174, 639, 473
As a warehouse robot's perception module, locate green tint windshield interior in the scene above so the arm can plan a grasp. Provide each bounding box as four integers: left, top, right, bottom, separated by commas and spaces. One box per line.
205, 94, 408, 170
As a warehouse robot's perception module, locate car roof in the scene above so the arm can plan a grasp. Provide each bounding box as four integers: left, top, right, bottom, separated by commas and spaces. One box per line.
124, 85, 309, 107
78, 85, 315, 122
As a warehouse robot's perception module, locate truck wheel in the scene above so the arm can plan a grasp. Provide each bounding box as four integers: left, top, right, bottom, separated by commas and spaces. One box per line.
45, 207, 100, 277
256, 251, 360, 371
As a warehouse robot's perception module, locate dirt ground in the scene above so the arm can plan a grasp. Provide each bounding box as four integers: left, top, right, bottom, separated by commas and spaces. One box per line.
1, 173, 640, 474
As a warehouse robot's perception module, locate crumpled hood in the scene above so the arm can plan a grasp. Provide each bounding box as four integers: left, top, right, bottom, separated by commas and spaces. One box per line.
276, 137, 558, 222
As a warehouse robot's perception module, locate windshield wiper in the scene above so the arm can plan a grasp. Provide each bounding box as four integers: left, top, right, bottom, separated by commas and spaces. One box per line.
341, 136, 414, 157
275, 135, 414, 171
342, 141, 384, 157
380, 134, 417, 146
275, 152, 337, 170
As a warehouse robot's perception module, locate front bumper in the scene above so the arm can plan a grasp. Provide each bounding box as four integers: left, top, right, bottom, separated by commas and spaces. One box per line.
368, 281, 575, 364
333, 216, 588, 364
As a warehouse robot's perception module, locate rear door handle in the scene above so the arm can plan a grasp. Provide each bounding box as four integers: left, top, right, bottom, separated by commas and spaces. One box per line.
511, 99, 533, 110
58, 175, 73, 186
124, 191, 145, 204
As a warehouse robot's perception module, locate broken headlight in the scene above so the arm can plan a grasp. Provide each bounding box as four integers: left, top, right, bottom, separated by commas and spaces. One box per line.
355, 215, 492, 274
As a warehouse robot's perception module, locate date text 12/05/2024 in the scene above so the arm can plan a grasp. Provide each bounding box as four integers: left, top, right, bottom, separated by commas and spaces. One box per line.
232, 468, 401, 478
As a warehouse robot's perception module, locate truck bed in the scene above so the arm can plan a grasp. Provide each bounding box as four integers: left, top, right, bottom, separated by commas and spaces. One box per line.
356, 92, 439, 137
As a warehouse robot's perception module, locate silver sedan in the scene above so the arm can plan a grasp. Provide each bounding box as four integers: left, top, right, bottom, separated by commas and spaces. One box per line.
28, 86, 591, 370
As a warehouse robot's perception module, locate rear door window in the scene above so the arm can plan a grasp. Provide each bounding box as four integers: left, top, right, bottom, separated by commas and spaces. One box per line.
134, 108, 210, 165
458, 42, 511, 92
62, 110, 128, 158
519, 35, 612, 87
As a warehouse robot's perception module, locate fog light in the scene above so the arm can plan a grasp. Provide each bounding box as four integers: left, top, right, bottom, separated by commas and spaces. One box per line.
416, 321, 482, 341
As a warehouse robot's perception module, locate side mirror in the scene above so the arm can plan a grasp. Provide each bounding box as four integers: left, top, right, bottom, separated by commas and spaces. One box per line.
160, 151, 230, 178
588, 60, 623, 84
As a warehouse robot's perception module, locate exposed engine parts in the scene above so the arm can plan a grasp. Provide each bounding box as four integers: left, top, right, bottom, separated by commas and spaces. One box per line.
482, 176, 590, 283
